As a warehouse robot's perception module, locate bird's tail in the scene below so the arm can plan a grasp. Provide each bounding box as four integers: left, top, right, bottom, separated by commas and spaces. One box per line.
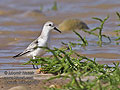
13, 52, 22, 58
13, 51, 30, 58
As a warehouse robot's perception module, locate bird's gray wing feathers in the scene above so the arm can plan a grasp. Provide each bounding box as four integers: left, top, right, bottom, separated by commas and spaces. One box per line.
25, 39, 38, 50
13, 39, 38, 58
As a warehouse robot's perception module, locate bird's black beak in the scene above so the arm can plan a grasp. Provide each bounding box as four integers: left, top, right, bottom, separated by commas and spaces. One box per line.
54, 27, 61, 33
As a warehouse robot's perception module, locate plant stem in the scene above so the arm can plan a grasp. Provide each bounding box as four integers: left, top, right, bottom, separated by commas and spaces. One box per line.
98, 28, 102, 47
71, 72, 81, 89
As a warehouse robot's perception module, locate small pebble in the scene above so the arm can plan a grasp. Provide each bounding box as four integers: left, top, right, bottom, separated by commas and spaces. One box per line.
8, 86, 29, 90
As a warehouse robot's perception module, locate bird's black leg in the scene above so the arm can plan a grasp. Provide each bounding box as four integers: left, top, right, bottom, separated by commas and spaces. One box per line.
36, 61, 39, 69
32, 64, 36, 69
32, 56, 39, 69
32, 57, 36, 69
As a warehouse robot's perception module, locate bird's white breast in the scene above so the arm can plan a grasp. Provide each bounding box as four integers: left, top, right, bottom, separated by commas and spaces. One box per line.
26, 37, 49, 58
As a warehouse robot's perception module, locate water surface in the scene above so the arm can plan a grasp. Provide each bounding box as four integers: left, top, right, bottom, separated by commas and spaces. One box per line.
0, 0, 120, 70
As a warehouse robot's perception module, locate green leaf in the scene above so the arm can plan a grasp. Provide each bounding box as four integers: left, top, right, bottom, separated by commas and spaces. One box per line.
52, 1, 58, 11
92, 17, 103, 22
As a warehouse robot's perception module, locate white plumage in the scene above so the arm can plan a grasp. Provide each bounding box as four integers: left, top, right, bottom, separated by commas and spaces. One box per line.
13, 21, 61, 69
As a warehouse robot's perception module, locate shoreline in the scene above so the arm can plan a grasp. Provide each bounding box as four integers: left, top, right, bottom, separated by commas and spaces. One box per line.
0, 69, 95, 90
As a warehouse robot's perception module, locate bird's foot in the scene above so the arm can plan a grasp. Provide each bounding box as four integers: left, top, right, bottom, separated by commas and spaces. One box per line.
36, 68, 47, 74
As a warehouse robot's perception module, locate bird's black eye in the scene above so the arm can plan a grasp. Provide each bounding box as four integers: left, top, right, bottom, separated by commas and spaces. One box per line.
49, 24, 52, 26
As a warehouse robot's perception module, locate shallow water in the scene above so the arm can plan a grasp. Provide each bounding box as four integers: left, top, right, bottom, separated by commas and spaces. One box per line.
0, 0, 120, 70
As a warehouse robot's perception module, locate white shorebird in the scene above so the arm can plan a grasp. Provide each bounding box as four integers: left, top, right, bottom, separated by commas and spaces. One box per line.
13, 21, 61, 69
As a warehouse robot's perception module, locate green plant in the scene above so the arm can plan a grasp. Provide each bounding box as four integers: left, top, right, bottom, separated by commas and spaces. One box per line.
23, 14, 120, 90
52, 1, 58, 11
82, 16, 111, 47
24, 43, 120, 90
73, 30, 88, 46
114, 30, 120, 45
114, 12, 120, 45
43, 46, 120, 90
61, 30, 88, 50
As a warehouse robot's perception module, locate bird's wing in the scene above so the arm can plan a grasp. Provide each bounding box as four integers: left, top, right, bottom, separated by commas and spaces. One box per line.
25, 39, 38, 50
13, 39, 38, 58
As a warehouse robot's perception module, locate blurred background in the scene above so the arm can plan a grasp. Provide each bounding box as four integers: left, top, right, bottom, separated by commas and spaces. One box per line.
0, 0, 120, 70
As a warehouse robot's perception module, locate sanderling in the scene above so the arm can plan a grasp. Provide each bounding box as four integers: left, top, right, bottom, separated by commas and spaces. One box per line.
13, 21, 61, 69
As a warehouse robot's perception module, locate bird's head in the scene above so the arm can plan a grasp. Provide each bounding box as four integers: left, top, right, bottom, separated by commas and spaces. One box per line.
43, 21, 61, 33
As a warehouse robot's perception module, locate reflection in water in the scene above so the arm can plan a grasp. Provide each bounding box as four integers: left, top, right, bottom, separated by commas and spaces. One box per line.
0, 0, 120, 70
